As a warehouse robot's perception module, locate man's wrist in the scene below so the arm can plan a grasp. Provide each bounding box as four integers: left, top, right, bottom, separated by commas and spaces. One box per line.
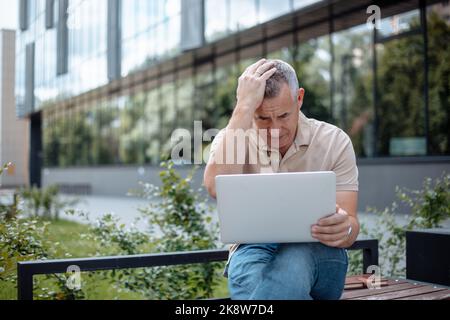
340, 216, 359, 248
229, 104, 254, 129
234, 103, 255, 115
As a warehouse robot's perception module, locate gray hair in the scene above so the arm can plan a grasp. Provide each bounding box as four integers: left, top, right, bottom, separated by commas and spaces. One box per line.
264, 59, 299, 100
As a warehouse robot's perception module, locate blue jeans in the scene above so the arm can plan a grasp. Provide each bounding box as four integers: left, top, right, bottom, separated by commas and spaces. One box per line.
227, 243, 348, 300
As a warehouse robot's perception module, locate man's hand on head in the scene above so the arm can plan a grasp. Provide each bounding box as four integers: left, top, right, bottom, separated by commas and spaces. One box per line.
235, 58, 277, 113
311, 205, 353, 248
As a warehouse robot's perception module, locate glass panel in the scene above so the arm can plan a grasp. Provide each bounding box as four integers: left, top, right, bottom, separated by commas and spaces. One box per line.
205, 0, 229, 42
194, 63, 216, 129
378, 9, 421, 38
215, 55, 239, 129
296, 35, 332, 123
426, 3, 450, 155
259, 0, 291, 23
376, 29, 426, 156
293, 0, 320, 10
177, 72, 194, 130
144, 87, 162, 164
332, 24, 374, 157
160, 79, 177, 158
119, 93, 148, 164
229, 0, 257, 32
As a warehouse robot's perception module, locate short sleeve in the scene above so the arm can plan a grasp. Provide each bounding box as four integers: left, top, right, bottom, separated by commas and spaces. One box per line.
333, 131, 359, 192
207, 129, 226, 164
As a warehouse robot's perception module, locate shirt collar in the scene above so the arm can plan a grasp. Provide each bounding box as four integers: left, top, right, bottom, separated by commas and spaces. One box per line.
294, 111, 312, 148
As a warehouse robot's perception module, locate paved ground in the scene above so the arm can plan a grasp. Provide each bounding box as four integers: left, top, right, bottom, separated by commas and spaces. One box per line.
60, 194, 450, 232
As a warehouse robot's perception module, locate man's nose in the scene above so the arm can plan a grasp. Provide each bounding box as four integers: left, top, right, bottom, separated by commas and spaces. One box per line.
269, 121, 282, 137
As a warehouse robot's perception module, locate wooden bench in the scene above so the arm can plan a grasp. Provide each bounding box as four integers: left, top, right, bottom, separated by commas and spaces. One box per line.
17, 239, 376, 300
342, 276, 450, 300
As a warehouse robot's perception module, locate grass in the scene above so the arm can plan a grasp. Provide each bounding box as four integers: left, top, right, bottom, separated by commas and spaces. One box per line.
0, 218, 229, 300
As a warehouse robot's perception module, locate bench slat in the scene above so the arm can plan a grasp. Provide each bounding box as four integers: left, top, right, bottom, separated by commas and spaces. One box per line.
396, 290, 450, 300
353, 286, 447, 300
342, 282, 420, 300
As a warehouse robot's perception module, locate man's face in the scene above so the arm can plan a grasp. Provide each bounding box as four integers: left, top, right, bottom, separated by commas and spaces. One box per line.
254, 83, 305, 156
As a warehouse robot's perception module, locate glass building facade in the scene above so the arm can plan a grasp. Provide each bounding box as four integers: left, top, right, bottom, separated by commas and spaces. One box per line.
15, 0, 450, 170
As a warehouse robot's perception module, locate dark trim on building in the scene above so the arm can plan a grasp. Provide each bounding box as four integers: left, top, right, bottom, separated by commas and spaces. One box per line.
24, 42, 35, 114
420, 0, 430, 156
107, 0, 122, 81
180, 0, 206, 51
19, 0, 29, 31
29, 112, 42, 187
45, 0, 55, 29
56, 0, 68, 75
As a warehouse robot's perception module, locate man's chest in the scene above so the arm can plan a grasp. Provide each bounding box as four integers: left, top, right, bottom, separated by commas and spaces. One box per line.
243, 145, 334, 174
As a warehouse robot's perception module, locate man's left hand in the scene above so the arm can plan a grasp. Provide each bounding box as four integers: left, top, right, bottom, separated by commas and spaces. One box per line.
311, 205, 352, 248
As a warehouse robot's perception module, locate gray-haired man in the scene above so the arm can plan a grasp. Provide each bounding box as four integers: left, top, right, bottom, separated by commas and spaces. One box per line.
204, 59, 359, 300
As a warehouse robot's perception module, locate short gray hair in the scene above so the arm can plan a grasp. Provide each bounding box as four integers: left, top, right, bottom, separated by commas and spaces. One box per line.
264, 59, 299, 100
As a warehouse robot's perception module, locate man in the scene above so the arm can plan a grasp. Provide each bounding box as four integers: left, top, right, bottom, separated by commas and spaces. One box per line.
203, 59, 359, 300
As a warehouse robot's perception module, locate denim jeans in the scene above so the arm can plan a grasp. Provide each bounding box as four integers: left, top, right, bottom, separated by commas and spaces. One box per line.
227, 242, 348, 300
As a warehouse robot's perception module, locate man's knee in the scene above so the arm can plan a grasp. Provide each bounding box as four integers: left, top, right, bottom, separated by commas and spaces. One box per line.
246, 243, 316, 299
227, 244, 278, 299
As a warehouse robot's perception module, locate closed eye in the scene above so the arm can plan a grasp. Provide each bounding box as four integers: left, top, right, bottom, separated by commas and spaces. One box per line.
278, 113, 289, 119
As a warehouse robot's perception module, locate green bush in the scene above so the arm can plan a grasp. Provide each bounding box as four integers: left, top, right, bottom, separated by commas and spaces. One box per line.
0, 168, 84, 299
1, 161, 222, 300
136, 161, 221, 299
19, 185, 79, 220
348, 173, 450, 277
83, 161, 221, 299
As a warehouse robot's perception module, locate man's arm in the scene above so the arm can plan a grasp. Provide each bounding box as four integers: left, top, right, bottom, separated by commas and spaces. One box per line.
204, 59, 276, 198
311, 191, 359, 248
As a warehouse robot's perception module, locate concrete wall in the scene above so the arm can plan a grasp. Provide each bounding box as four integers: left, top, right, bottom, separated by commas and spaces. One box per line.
357, 158, 450, 211
0, 29, 29, 188
42, 165, 206, 197
42, 157, 450, 213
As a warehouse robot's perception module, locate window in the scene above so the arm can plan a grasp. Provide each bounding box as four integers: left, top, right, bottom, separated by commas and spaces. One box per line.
426, 3, 450, 155
332, 24, 374, 157
259, 0, 291, 23
205, 0, 229, 41
376, 11, 426, 156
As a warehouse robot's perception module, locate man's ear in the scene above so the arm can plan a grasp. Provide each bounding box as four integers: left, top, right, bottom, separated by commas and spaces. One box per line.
297, 88, 305, 110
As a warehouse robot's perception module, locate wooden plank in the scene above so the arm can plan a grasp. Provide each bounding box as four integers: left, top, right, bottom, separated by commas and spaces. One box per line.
344, 279, 405, 290
396, 289, 450, 300
354, 286, 447, 300
342, 282, 422, 300
347, 278, 405, 286
344, 275, 392, 290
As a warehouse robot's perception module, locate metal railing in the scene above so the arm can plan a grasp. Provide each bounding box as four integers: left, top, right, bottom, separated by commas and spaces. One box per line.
17, 239, 378, 300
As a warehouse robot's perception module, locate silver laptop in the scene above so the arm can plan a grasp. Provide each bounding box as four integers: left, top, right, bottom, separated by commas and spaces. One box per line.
215, 171, 336, 244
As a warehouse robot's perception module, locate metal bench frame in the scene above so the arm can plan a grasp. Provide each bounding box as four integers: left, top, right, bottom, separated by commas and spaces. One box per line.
17, 239, 378, 300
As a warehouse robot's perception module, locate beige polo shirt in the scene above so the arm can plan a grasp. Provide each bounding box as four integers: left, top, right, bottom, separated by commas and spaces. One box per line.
207, 111, 359, 275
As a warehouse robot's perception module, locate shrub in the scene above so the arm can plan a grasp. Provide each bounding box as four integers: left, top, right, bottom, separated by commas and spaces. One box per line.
348, 173, 450, 277
19, 185, 79, 220
76, 161, 222, 299
0, 163, 84, 299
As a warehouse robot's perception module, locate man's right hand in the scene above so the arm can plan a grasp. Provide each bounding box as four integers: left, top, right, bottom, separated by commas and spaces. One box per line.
235, 59, 277, 112
204, 59, 276, 198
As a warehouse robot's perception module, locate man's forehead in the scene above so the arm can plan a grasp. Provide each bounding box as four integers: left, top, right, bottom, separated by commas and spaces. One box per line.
256, 98, 294, 115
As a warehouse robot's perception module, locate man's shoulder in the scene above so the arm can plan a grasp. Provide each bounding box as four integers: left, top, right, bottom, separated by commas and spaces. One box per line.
307, 116, 351, 145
